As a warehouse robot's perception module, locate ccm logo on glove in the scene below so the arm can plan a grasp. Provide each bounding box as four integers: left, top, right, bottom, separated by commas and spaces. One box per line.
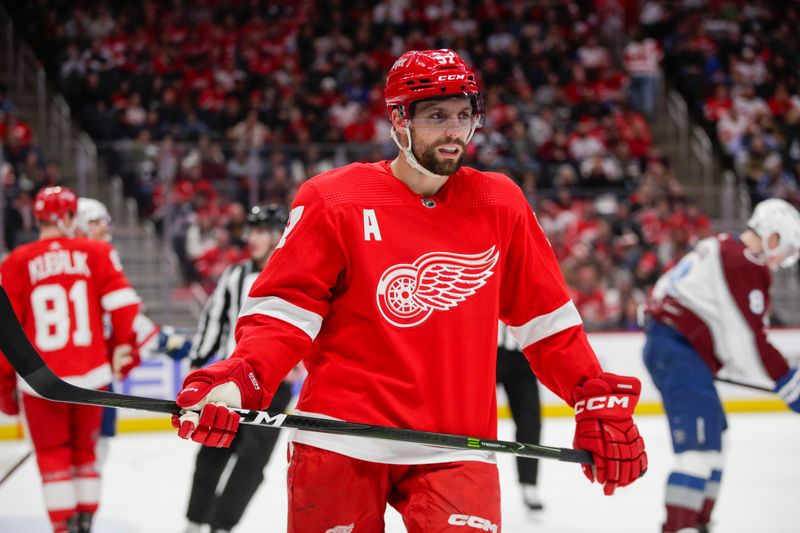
574, 395, 630, 414
248, 372, 260, 391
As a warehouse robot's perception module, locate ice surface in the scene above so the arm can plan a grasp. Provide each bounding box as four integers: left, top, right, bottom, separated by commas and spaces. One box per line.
1, 413, 797, 532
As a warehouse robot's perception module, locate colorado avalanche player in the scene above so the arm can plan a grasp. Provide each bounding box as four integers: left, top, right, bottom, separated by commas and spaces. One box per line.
645, 198, 800, 533
172, 49, 648, 531
0, 186, 140, 533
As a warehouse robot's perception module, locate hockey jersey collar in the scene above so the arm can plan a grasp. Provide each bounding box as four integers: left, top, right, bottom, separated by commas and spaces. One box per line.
377, 160, 459, 207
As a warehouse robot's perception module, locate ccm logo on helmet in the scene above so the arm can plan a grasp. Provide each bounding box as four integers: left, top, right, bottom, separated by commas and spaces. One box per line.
438, 74, 466, 81
447, 514, 497, 532
574, 395, 629, 415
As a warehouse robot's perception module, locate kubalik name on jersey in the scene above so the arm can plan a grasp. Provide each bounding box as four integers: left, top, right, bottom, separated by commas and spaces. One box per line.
28, 249, 91, 284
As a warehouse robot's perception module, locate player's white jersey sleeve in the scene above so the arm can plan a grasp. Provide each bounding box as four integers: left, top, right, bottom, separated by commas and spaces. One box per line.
651, 235, 788, 383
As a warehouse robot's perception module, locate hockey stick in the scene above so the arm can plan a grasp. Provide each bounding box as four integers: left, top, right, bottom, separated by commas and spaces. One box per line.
0, 450, 32, 488
0, 288, 591, 465
714, 376, 773, 393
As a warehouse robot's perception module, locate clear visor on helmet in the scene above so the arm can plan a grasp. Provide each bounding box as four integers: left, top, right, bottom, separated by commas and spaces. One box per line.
407, 93, 484, 132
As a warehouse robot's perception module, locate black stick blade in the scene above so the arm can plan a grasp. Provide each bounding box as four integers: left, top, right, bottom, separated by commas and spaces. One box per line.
0, 286, 47, 379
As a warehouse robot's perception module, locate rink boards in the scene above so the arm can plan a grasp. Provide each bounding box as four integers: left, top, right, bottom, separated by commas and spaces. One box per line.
2, 328, 798, 439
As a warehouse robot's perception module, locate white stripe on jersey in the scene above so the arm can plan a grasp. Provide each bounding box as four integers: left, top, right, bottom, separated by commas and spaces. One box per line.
509, 300, 583, 349
101, 288, 141, 311
497, 321, 519, 350
238, 296, 323, 340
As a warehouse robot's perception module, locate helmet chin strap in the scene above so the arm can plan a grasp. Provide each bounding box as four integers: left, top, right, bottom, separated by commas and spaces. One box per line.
390, 120, 479, 180
390, 125, 448, 179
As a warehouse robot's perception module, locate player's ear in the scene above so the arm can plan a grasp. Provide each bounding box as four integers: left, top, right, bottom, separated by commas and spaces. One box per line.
390, 108, 408, 130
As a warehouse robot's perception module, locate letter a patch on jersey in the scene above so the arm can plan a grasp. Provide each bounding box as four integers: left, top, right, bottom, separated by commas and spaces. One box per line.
363, 209, 382, 241
376, 247, 499, 328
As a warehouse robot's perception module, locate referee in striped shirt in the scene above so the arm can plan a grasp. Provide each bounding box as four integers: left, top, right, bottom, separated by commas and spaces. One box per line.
185, 205, 294, 533
498, 321, 544, 512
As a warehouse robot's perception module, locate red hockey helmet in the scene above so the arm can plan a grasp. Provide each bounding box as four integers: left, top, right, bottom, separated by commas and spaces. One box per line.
34, 186, 78, 224
384, 49, 483, 125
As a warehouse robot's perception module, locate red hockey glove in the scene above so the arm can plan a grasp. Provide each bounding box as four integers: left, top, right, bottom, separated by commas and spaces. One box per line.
172, 358, 264, 448
572, 372, 647, 495
0, 375, 19, 416
111, 344, 139, 380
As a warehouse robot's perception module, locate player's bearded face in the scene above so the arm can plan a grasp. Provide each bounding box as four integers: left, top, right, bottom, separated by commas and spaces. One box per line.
408, 96, 473, 176
410, 132, 467, 176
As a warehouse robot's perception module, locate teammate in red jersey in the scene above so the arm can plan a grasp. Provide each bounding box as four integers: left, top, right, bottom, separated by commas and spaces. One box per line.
0, 186, 141, 533
172, 49, 647, 531
73, 197, 191, 470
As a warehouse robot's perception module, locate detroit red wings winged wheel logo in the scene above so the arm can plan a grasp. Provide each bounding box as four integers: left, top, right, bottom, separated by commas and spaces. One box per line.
376, 247, 499, 328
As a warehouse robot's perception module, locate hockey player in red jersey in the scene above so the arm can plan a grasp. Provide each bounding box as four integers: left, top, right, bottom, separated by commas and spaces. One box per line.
645, 198, 800, 533
0, 186, 141, 533
74, 197, 191, 367
172, 49, 647, 531
73, 197, 191, 469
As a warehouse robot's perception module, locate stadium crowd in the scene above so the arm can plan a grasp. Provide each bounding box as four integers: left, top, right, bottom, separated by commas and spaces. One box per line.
7, 0, 788, 330
658, 0, 800, 207
0, 83, 68, 249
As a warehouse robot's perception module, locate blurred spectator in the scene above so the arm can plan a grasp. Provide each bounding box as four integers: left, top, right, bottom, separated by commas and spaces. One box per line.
4, 183, 37, 250
228, 109, 269, 149
579, 154, 623, 191
703, 83, 732, 124
194, 226, 246, 292
0, 83, 15, 115
755, 153, 800, 205
633, 250, 661, 291
570, 263, 609, 331
623, 31, 663, 117
568, 117, 605, 161
717, 106, 749, 157
605, 270, 646, 331
185, 205, 218, 264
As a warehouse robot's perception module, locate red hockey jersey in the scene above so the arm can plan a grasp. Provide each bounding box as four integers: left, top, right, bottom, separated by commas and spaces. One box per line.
0, 237, 140, 394
232, 161, 602, 463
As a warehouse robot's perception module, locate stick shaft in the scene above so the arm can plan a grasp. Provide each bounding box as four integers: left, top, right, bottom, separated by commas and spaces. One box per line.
0, 287, 592, 465
0, 450, 32, 487
715, 377, 773, 393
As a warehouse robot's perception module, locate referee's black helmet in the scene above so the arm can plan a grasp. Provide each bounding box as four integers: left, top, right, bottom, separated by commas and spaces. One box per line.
246, 204, 288, 229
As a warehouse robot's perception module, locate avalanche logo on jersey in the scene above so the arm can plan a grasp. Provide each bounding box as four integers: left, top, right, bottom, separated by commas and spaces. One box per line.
376, 247, 499, 328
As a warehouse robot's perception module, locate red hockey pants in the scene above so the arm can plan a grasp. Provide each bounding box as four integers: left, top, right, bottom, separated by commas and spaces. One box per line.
287, 442, 501, 533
